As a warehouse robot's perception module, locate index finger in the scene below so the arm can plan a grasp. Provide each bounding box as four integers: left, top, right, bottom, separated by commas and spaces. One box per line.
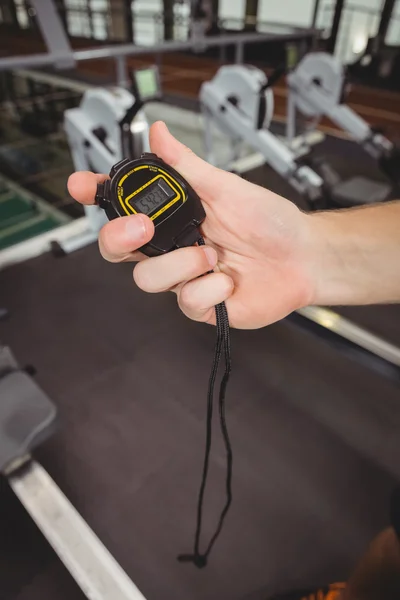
67, 171, 108, 205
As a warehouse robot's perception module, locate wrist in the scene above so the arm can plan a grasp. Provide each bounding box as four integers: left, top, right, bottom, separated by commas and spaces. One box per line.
305, 209, 360, 306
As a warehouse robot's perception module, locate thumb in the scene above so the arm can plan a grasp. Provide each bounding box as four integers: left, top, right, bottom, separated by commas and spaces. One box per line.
149, 121, 231, 204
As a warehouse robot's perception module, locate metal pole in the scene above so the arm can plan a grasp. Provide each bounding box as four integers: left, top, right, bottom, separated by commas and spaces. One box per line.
286, 90, 296, 143
124, 0, 134, 43
376, 0, 396, 52
219, 43, 227, 63
0, 31, 319, 71
311, 0, 321, 28
10, 461, 147, 600
163, 0, 174, 41
326, 0, 345, 54
245, 0, 259, 31
30, 0, 75, 69
115, 55, 129, 88
235, 42, 244, 64
210, 0, 219, 33
297, 306, 400, 369
344, 8, 354, 63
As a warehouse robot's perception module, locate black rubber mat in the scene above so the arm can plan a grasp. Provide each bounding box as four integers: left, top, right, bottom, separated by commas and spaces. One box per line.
1, 243, 399, 600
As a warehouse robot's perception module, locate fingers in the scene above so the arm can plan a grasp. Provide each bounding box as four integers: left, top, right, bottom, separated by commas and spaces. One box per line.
178, 273, 234, 323
149, 121, 234, 204
68, 172, 108, 205
133, 246, 218, 292
99, 214, 154, 263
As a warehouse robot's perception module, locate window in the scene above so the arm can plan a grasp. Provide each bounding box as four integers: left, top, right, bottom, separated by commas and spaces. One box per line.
219, 0, 244, 30
132, 0, 163, 46
14, 0, 30, 29
90, 0, 108, 40
173, 0, 190, 41
386, 0, 400, 46
259, 0, 314, 27
63, 0, 109, 39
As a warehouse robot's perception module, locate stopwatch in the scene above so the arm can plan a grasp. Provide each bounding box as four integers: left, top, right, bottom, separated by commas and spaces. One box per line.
95, 153, 206, 257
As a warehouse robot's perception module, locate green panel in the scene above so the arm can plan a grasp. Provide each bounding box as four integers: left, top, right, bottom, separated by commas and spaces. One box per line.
0, 196, 37, 229
0, 216, 60, 250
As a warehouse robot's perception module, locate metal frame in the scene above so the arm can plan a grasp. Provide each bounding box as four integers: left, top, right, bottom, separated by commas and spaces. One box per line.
312, 0, 321, 28
10, 461, 147, 600
298, 306, 400, 372
326, 0, 345, 54
376, 0, 397, 49
245, 0, 259, 30
30, 0, 75, 69
0, 29, 318, 85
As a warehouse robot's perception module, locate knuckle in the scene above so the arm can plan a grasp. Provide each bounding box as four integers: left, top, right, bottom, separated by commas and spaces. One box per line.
179, 283, 197, 311
189, 248, 208, 275
98, 229, 115, 262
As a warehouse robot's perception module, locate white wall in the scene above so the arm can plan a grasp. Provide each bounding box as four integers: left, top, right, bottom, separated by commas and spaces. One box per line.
259, 0, 314, 27
386, 0, 400, 45
219, 0, 244, 28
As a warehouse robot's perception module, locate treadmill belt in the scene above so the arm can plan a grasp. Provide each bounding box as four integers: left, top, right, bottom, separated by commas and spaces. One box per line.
0, 245, 399, 600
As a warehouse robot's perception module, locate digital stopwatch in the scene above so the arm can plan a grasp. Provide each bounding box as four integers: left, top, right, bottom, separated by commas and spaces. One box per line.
95, 152, 232, 569
95, 153, 206, 257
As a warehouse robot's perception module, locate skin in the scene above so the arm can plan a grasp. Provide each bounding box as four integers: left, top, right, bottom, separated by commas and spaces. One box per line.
67, 121, 400, 329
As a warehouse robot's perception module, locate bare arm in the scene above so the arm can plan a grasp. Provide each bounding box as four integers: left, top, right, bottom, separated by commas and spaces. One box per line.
311, 201, 400, 306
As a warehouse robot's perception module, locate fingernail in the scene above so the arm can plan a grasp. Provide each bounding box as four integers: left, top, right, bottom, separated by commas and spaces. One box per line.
202, 246, 217, 267
125, 215, 147, 242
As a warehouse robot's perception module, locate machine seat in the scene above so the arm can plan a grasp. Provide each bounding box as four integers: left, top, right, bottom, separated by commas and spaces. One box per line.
332, 176, 391, 207
0, 347, 57, 474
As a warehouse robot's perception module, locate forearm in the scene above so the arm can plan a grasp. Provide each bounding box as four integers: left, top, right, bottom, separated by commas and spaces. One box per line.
309, 201, 400, 306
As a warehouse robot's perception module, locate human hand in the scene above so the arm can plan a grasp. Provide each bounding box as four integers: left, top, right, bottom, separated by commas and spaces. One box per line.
68, 121, 318, 329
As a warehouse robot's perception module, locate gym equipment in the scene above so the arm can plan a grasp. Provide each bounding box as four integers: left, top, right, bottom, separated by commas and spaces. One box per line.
200, 65, 327, 209
0, 343, 147, 599
62, 66, 161, 254
96, 153, 232, 568
286, 52, 400, 192
200, 63, 393, 210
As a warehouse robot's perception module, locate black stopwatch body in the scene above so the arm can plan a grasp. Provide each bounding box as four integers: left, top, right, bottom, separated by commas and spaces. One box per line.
96, 153, 206, 257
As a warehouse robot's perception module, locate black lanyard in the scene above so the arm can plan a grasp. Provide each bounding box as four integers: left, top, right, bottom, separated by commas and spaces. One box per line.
178, 237, 233, 568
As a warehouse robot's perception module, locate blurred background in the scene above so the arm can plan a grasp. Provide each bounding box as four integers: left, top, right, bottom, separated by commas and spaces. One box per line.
0, 2, 400, 600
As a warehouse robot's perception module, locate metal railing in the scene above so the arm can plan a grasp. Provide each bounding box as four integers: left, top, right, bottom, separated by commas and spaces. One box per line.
0, 26, 318, 87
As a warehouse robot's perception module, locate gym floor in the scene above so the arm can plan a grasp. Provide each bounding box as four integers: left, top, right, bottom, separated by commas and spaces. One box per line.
1, 151, 400, 600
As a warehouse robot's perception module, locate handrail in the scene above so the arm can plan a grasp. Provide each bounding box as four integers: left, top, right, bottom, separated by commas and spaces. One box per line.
0, 28, 318, 72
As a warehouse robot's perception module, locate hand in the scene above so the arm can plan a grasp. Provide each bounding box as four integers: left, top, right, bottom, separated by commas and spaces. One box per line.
68, 121, 318, 329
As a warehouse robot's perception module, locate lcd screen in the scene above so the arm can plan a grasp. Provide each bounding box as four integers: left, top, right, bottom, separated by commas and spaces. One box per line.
134, 179, 175, 215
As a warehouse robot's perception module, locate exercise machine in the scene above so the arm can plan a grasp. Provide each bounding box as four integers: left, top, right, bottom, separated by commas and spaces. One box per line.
200, 65, 327, 209
61, 66, 161, 254
201, 63, 394, 209
286, 52, 400, 191
0, 343, 147, 599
